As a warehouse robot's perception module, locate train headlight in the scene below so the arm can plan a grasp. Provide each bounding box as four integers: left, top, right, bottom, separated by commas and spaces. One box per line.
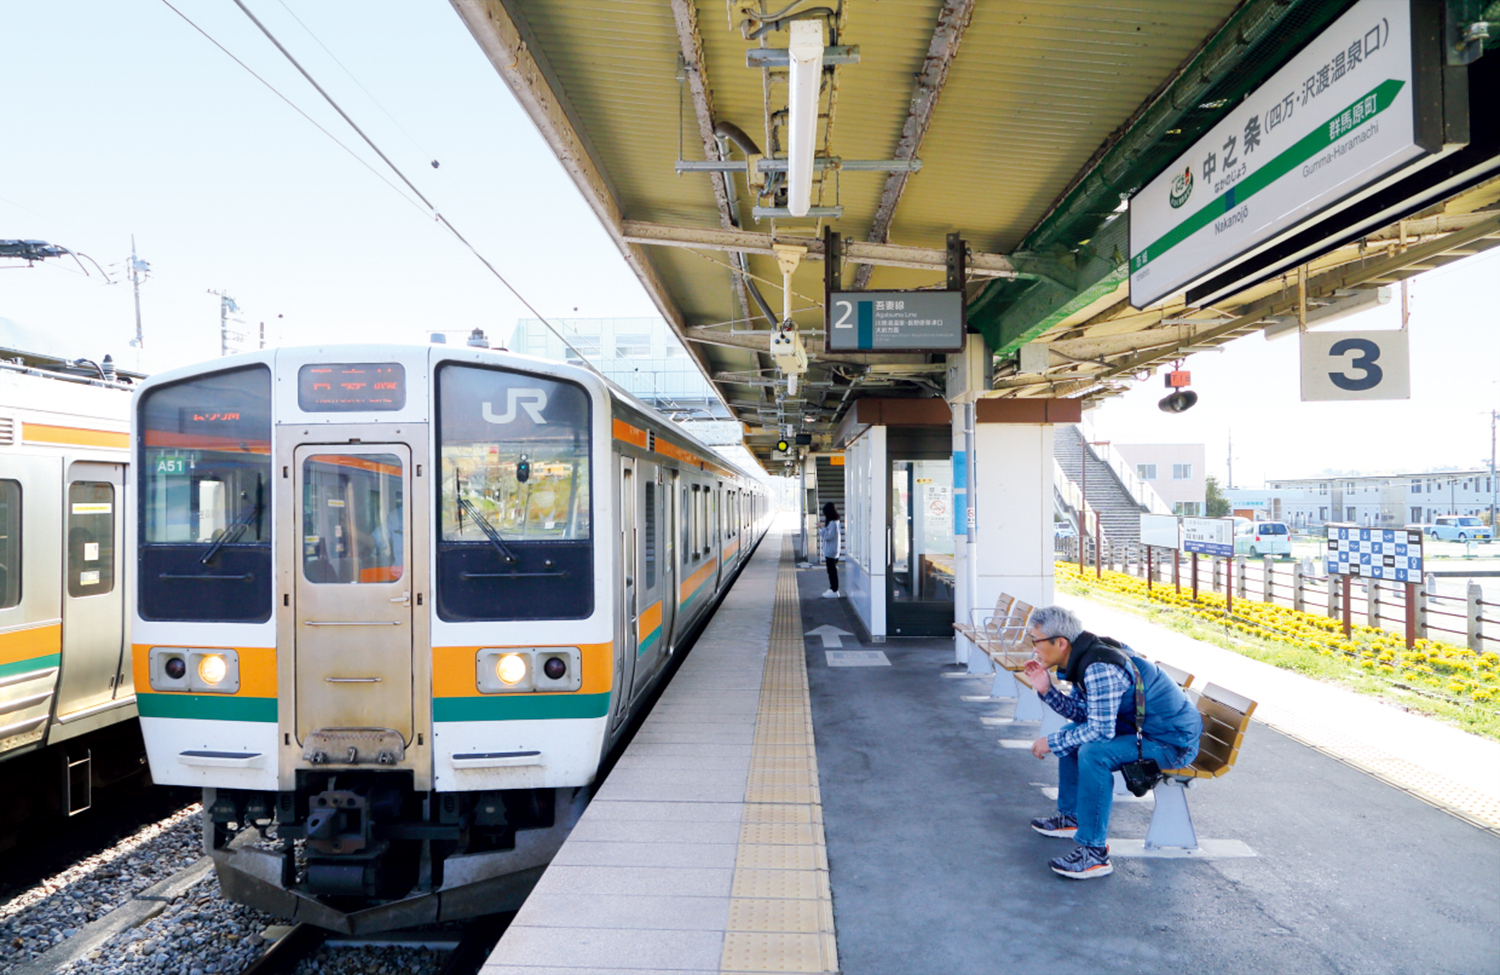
496, 653, 528, 685
149, 647, 239, 693
476, 648, 581, 693
198, 655, 228, 685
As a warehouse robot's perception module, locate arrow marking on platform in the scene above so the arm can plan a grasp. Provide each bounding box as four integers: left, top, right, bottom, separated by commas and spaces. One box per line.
806, 625, 853, 648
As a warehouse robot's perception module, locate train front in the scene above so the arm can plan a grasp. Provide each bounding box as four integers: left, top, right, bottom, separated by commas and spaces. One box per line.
131, 345, 614, 932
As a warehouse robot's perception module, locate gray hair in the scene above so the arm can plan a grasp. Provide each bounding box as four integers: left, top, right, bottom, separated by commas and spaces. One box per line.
1029, 605, 1083, 642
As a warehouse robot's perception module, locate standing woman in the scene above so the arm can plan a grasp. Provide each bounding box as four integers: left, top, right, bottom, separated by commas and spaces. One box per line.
819, 502, 842, 598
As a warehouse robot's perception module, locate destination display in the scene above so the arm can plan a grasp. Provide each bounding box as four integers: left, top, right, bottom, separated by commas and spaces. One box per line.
826, 290, 965, 352
1128, 0, 1432, 308
298, 362, 407, 412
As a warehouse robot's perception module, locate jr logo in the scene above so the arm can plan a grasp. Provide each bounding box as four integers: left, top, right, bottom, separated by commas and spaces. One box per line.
482, 388, 548, 425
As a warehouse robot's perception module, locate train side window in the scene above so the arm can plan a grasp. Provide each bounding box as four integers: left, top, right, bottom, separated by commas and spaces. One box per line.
68, 481, 115, 598
644, 480, 656, 589
681, 487, 690, 557
0, 479, 19, 609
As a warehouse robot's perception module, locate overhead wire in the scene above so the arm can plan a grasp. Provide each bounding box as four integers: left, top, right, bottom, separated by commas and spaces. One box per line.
159, 0, 426, 216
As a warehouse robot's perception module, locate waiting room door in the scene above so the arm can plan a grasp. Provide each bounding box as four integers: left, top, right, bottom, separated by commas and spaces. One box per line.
887, 448, 955, 637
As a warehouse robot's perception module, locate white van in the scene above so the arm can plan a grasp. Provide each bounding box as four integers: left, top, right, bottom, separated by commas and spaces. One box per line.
1234, 520, 1293, 558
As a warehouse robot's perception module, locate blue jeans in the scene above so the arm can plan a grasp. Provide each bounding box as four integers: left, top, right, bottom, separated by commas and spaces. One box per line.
1057, 735, 1195, 849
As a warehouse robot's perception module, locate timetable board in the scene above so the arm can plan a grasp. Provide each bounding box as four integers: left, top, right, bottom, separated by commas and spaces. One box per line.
1324, 525, 1423, 581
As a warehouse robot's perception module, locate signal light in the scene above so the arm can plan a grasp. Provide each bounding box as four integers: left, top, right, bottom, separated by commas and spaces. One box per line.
775, 439, 790, 452
1158, 389, 1198, 413
164, 656, 187, 680
543, 656, 567, 681
1157, 365, 1197, 412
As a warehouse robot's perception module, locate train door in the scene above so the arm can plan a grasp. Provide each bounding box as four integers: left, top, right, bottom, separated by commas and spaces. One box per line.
613, 458, 638, 728
293, 445, 413, 746
662, 468, 678, 655
56, 461, 126, 718
630, 462, 669, 700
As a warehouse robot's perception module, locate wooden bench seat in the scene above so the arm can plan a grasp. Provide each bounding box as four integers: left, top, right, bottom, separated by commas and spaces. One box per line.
953, 592, 1017, 646
1154, 660, 1193, 690
1144, 682, 1257, 850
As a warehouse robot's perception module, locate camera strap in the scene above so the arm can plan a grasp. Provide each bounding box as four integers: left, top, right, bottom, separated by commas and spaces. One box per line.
1127, 658, 1146, 762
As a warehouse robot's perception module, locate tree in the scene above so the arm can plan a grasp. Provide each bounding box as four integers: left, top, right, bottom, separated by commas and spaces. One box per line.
1205, 475, 1230, 517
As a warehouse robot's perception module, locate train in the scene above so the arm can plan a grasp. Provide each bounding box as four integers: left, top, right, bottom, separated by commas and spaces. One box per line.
0, 347, 146, 850
130, 344, 770, 932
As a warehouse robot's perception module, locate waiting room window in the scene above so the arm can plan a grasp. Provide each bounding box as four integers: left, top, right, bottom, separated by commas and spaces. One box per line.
1172, 464, 1192, 480
1137, 464, 1157, 480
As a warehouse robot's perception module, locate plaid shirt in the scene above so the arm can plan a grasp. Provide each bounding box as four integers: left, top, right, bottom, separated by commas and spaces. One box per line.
1043, 661, 1133, 757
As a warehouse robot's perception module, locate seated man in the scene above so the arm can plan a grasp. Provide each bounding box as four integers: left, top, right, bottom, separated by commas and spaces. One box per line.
1019, 605, 1202, 880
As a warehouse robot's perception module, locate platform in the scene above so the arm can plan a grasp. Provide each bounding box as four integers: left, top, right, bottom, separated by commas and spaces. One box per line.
486, 530, 1500, 974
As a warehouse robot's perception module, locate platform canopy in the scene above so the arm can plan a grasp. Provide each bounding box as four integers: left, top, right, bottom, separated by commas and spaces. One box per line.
452, 0, 1500, 466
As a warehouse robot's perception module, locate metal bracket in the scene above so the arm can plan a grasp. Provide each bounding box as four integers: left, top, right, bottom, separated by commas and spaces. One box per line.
303, 727, 405, 766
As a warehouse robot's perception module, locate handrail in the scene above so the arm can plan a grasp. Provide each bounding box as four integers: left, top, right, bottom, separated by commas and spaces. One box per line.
1076, 418, 1174, 516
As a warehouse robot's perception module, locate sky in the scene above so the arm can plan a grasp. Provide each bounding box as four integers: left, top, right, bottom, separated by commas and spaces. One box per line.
2, 1, 1495, 487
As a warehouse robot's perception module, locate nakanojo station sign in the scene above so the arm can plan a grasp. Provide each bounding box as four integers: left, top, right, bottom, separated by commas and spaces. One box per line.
1128, 0, 1445, 308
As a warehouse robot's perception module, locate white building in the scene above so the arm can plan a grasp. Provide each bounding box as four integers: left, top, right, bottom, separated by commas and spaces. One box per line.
1239, 470, 1498, 528
1114, 443, 1206, 516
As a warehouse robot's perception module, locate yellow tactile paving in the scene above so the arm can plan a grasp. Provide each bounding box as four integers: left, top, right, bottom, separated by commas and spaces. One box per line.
720, 537, 840, 975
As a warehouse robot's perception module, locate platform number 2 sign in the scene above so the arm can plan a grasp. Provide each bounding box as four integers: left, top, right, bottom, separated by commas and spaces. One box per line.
1299, 330, 1410, 401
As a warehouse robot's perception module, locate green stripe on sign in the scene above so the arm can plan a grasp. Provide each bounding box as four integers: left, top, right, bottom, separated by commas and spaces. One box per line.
433, 692, 610, 722
0, 654, 60, 681
1133, 79, 1405, 272
137, 694, 278, 722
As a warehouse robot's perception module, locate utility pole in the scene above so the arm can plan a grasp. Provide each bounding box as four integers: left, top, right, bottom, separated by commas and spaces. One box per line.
208, 289, 241, 356
1227, 429, 1234, 491
127, 236, 150, 355
1491, 409, 1497, 531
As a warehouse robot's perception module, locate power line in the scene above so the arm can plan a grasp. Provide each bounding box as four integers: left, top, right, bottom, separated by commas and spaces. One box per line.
159, 0, 425, 216
224, 0, 604, 375
276, 0, 434, 162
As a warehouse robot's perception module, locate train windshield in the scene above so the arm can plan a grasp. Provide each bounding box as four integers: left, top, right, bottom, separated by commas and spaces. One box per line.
435, 363, 593, 621
138, 365, 273, 622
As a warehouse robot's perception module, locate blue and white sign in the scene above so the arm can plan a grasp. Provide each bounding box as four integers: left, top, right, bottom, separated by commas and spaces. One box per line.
1182, 517, 1233, 557
1325, 526, 1424, 580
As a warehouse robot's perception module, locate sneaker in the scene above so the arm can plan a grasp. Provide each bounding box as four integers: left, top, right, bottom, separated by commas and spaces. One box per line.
1049, 844, 1112, 880
821, 589, 839, 598
1029, 813, 1078, 839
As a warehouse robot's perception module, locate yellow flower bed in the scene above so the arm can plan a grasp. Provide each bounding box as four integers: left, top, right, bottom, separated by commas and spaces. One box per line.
1055, 561, 1500, 703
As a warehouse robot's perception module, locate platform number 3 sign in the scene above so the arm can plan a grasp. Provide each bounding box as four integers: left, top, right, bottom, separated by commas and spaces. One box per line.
1299, 330, 1410, 401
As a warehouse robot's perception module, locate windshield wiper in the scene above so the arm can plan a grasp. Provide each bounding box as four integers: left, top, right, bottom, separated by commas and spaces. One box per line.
200, 493, 264, 565
457, 497, 519, 564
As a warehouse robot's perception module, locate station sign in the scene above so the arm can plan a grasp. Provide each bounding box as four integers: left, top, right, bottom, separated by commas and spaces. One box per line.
1325, 524, 1423, 581
826, 290, 965, 352
1299, 328, 1410, 401
1181, 517, 1233, 557
1128, 0, 1441, 308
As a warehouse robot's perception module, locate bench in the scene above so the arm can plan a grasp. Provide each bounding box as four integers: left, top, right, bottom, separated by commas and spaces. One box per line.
1155, 660, 1194, 689
952, 592, 1018, 647
1143, 682, 1257, 850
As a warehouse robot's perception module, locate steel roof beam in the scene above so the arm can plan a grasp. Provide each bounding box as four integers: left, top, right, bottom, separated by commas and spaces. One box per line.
620, 220, 1020, 278
850, 0, 975, 291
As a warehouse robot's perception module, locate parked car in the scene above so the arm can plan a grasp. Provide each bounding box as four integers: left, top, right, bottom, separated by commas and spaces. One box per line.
1428, 515, 1492, 542
1234, 520, 1293, 558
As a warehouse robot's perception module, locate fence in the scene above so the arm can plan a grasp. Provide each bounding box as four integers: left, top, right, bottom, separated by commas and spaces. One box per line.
1055, 536, 1494, 653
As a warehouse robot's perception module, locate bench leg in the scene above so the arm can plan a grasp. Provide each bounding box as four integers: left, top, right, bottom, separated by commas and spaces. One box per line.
1112, 770, 1130, 795
966, 645, 995, 676
1144, 779, 1199, 850
1039, 705, 1066, 737
988, 670, 1017, 701
1013, 680, 1046, 721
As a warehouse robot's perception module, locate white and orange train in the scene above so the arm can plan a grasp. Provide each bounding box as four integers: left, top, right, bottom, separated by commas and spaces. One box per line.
129, 344, 769, 932
0, 350, 144, 848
